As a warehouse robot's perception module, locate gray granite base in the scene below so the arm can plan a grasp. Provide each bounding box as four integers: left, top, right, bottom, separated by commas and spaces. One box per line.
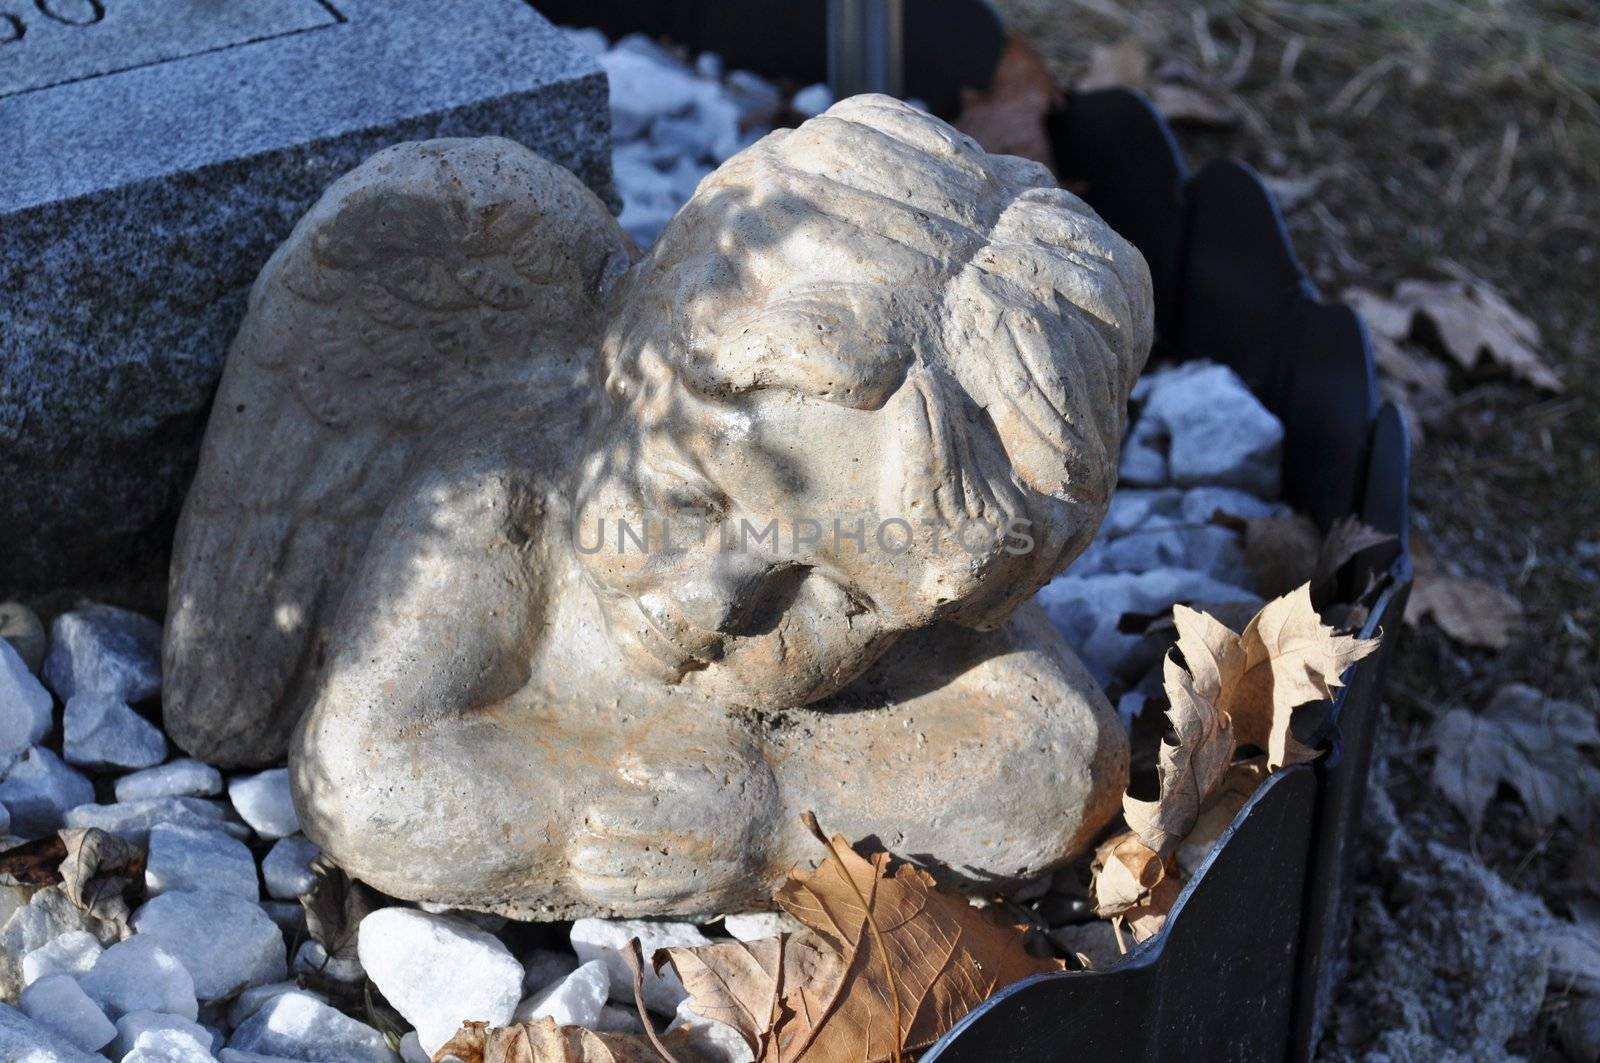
0, 0, 613, 592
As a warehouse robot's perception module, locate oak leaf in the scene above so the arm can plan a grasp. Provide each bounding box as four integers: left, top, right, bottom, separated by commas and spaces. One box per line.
658, 821, 1060, 1062
1428, 684, 1600, 832
433, 1018, 663, 1063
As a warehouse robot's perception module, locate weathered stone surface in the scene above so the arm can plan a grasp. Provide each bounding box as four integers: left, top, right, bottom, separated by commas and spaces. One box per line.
0, 747, 95, 838
62, 692, 167, 770
0, 0, 614, 594
167, 98, 1152, 918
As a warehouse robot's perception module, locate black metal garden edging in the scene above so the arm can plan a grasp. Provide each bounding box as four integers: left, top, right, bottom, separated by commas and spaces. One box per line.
923, 87, 1413, 1063
531, 3, 1413, 1056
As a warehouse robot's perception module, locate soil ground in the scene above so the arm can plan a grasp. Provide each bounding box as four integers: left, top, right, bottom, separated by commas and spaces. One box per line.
996, 0, 1599, 1054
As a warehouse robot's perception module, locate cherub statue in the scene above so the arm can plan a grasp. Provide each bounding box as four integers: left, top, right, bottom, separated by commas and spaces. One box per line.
164, 97, 1152, 917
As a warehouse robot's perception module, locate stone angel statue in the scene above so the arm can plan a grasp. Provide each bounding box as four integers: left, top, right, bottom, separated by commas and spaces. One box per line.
165, 97, 1153, 918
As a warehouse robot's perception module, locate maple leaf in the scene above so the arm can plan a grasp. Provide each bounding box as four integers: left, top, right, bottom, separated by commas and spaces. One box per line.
433, 1018, 663, 1063
658, 817, 1060, 1063
1428, 684, 1600, 833
1345, 279, 1562, 392
1405, 538, 1522, 651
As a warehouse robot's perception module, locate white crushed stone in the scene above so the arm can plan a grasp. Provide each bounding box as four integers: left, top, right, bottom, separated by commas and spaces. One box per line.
114, 758, 225, 802
1119, 361, 1284, 497
121, 1026, 219, 1062
42, 603, 163, 704
111, 1011, 217, 1060
399, 1030, 430, 1063
570, 917, 710, 1016
227, 768, 300, 839
791, 82, 834, 118
293, 939, 363, 984
0, 746, 94, 838
20, 973, 116, 1053
228, 989, 399, 1063
80, 935, 199, 1021
722, 911, 802, 941
259, 900, 306, 939
512, 959, 610, 1027
65, 796, 249, 846
358, 908, 522, 1055
21, 929, 102, 986
0, 640, 52, 770
667, 996, 755, 1063
595, 1004, 645, 1033
228, 981, 324, 1031
522, 946, 579, 993
62, 691, 167, 770
146, 822, 260, 899
0, 1000, 103, 1062
131, 890, 286, 1000
261, 835, 320, 900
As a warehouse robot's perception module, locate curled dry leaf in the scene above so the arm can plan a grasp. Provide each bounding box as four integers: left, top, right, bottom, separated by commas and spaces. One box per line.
1345, 279, 1562, 392
954, 33, 1060, 169
1090, 831, 1179, 944
433, 1018, 663, 1063
1212, 512, 1394, 600
1428, 683, 1600, 833
658, 818, 1060, 1062
302, 854, 384, 970
0, 828, 145, 935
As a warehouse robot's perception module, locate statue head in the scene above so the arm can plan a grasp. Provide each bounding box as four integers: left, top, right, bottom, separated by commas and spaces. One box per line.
574, 96, 1152, 708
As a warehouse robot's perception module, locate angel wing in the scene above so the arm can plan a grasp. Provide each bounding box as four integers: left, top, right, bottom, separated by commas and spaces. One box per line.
163, 137, 636, 767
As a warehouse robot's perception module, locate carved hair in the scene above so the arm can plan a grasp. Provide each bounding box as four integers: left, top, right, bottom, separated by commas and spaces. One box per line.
594, 96, 1153, 618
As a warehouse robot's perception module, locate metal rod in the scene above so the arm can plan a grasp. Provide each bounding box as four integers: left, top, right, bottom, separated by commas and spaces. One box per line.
827, 0, 904, 100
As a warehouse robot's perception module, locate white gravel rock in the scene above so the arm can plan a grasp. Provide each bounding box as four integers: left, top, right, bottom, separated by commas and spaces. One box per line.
570, 917, 711, 1016
146, 823, 259, 899
80, 935, 199, 1021
722, 911, 803, 941
560, 25, 607, 57
62, 692, 166, 769
595, 1004, 645, 1033
111, 1012, 216, 1060
292, 940, 363, 984
261, 836, 319, 900
0, 1000, 103, 1062
20, 973, 116, 1052
21, 929, 101, 985
132, 890, 287, 1000
228, 989, 399, 1063
791, 82, 834, 118
259, 901, 306, 939
121, 1026, 218, 1062
42, 604, 163, 704
398, 1031, 430, 1063
358, 908, 522, 1056
601, 48, 699, 140
1120, 362, 1284, 497
227, 769, 299, 839
1179, 485, 1290, 524
228, 981, 325, 1031
511, 959, 609, 1027
521, 947, 578, 993
0, 641, 53, 769
0, 746, 94, 837
114, 759, 225, 802
1037, 568, 1262, 685
66, 796, 248, 846
667, 996, 754, 1063
220, 1050, 305, 1063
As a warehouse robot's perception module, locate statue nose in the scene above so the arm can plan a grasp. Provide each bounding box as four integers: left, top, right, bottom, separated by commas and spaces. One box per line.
674, 553, 779, 634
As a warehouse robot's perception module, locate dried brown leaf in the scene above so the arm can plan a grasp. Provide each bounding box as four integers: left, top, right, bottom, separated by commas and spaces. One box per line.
664, 822, 1060, 1062
1428, 684, 1600, 833
1090, 832, 1178, 943
955, 33, 1060, 169
0, 834, 67, 887
56, 828, 144, 933
1174, 759, 1269, 878
1312, 516, 1395, 589
302, 854, 383, 967
1405, 537, 1522, 650
1077, 37, 1237, 126
1345, 280, 1562, 392
433, 1017, 664, 1063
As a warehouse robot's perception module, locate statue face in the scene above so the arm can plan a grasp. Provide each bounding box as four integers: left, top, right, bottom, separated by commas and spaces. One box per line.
574, 318, 1027, 708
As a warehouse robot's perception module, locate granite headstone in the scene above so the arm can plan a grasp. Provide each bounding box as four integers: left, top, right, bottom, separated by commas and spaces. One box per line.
0, 0, 613, 592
